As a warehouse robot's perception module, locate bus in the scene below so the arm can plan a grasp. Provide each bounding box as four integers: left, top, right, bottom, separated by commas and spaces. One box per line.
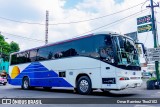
8, 31, 142, 95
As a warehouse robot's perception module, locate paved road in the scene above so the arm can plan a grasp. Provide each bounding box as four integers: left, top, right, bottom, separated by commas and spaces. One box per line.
0, 80, 160, 107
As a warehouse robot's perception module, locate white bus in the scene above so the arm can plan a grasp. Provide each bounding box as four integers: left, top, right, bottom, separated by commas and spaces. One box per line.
8, 31, 142, 95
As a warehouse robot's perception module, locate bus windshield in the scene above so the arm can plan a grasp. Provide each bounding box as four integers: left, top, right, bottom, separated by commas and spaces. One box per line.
113, 35, 139, 66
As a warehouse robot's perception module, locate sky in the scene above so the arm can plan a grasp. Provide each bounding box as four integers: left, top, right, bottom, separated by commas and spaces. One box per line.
0, 0, 160, 51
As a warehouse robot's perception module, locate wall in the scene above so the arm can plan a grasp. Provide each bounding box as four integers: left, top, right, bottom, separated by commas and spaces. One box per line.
0, 58, 9, 73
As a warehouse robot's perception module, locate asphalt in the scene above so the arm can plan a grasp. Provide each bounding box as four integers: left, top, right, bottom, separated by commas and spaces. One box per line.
0, 80, 160, 107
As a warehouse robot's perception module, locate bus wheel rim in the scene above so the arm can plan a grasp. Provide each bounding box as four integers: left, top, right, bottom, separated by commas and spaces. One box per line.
24, 80, 28, 88
79, 80, 89, 92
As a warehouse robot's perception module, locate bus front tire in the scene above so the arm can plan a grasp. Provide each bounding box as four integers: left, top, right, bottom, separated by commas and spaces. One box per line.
76, 76, 92, 95
22, 77, 30, 90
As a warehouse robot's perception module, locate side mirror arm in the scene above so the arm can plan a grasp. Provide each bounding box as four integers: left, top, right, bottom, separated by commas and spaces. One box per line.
135, 42, 146, 55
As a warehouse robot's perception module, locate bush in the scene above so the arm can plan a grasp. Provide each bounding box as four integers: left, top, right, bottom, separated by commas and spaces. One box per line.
146, 80, 156, 90
148, 77, 157, 81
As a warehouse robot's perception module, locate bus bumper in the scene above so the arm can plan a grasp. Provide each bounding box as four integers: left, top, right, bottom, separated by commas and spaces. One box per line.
117, 79, 143, 89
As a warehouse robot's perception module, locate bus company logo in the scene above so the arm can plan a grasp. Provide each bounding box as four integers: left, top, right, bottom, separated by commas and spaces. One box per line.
133, 72, 136, 75
11, 66, 20, 79
2, 99, 11, 104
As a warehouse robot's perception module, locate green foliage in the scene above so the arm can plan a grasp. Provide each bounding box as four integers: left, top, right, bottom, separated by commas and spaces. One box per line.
10, 41, 20, 53
2, 41, 10, 54
0, 34, 20, 61
0, 35, 5, 41
148, 77, 157, 81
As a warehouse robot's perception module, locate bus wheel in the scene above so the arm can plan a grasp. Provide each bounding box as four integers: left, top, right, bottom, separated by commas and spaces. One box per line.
3, 83, 6, 86
22, 77, 30, 90
43, 87, 52, 90
77, 76, 92, 95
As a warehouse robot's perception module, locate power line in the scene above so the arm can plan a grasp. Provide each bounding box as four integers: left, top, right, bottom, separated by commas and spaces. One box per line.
0, 16, 45, 25
48, 9, 148, 44
77, 9, 148, 36
99, 9, 148, 31
2, 32, 45, 42
49, 1, 147, 25
0, 1, 146, 26
45, 9, 148, 43
0, 9, 148, 44
141, 0, 149, 10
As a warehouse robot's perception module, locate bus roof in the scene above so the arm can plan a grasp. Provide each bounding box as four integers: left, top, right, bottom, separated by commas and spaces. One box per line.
11, 31, 133, 55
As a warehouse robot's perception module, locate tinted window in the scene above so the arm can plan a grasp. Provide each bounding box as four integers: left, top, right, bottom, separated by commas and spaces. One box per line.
10, 34, 114, 65
25, 51, 30, 63
71, 37, 95, 57
11, 54, 17, 65
96, 35, 114, 63
29, 50, 37, 62
17, 52, 27, 64
52, 42, 77, 59
11, 51, 30, 65
37, 47, 52, 61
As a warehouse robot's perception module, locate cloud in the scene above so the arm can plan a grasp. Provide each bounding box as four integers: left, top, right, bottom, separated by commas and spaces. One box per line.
0, 0, 158, 51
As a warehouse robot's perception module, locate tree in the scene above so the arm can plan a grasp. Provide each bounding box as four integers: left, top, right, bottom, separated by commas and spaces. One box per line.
0, 35, 5, 41
1, 41, 11, 55
0, 34, 20, 61
10, 41, 20, 53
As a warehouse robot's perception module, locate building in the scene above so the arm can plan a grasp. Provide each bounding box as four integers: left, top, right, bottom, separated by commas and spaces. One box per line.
0, 58, 9, 74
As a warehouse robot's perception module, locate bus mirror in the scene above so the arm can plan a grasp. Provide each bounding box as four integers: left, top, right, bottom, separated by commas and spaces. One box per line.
135, 42, 146, 56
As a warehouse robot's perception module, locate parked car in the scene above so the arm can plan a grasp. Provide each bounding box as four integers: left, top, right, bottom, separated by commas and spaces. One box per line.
0, 71, 7, 85
142, 72, 151, 79
0, 76, 7, 85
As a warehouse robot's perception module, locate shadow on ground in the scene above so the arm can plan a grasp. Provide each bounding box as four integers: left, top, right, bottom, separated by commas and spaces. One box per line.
3, 86, 138, 97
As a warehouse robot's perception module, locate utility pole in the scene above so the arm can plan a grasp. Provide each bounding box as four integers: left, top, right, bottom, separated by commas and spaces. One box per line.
147, 0, 159, 80
45, 10, 49, 45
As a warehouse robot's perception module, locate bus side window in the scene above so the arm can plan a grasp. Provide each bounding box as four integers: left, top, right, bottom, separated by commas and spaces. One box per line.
29, 50, 37, 62
48, 52, 53, 59
11, 54, 17, 65
54, 52, 63, 58
104, 36, 112, 46
62, 48, 78, 57
25, 51, 30, 63
37, 47, 52, 61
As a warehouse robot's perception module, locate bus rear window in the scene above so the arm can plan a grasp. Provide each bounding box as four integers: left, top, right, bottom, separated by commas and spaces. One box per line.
11, 54, 17, 65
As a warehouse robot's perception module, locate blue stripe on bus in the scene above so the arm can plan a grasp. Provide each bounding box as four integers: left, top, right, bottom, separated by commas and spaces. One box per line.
8, 62, 73, 87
